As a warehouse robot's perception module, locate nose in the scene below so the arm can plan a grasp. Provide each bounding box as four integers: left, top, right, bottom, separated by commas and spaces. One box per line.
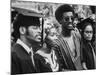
88, 33, 92, 36
69, 17, 72, 22
37, 27, 41, 33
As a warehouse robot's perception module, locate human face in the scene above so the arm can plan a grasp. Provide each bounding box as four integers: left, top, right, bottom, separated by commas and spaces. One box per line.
44, 18, 53, 29
26, 25, 41, 42
83, 25, 93, 41
62, 12, 74, 29
48, 28, 58, 40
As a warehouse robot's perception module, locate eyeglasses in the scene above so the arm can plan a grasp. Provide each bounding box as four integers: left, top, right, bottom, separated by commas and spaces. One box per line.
63, 17, 74, 22
84, 31, 93, 34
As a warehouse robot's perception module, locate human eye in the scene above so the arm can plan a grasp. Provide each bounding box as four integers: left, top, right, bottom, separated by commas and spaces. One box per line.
85, 31, 88, 33
71, 17, 74, 20
64, 17, 69, 22
85, 31, 93, 33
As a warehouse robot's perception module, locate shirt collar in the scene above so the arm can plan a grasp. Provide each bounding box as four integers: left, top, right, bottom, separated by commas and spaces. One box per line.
16, 39, 32, 54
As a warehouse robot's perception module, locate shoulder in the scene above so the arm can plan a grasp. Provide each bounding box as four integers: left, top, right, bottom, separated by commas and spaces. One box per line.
11, 43, 28, 59
34, 50, 47, 64
53, 37, 62, 47
12, 44, 24, 55
81, 39, 88, 51
72, 30, 81, 40
12, 43, 24, 52
34, 50, 44, 59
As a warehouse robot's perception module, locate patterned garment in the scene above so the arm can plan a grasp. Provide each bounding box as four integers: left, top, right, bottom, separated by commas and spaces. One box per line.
34, 48, 60, 72
36, 50, 59, 72
53, 31, 83, 70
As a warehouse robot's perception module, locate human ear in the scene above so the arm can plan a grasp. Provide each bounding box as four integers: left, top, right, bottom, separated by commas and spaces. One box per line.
19, 27, 26, 35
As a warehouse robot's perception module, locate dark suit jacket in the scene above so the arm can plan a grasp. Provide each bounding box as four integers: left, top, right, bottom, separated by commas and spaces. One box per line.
11, 44, 37, 74
81, 39, 96, 69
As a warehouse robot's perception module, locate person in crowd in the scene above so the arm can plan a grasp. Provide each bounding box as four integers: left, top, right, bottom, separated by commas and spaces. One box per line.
34, 21, 61, 72
11, 10, 42, 74
45, 26, 59, 40
80, 18, 96, 70
53, 4, 84, 70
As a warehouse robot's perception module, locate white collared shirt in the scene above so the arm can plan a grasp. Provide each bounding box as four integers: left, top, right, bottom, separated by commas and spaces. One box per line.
16, 39, 35, 66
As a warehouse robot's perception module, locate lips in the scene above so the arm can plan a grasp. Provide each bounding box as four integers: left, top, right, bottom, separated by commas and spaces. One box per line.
63, 22, 73, 29
86, 37, 92, 40
36, 35, 41, 39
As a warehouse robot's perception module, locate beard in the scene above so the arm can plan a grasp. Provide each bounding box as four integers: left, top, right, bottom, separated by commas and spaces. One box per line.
62, 27, 72, 37
62, 25, 73, 37
61, 22, 74, 37
63, 22, 74, 29
25, 30, 42, 46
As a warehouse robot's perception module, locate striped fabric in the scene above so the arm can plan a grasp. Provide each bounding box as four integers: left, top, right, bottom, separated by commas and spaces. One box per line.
53, 32, 83, 70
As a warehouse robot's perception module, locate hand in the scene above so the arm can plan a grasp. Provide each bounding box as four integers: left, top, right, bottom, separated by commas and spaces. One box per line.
82, 62, 88, 70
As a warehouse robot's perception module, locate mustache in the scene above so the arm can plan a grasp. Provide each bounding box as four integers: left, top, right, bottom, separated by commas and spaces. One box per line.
35, 33, 42, 38
35, 34, 41, 37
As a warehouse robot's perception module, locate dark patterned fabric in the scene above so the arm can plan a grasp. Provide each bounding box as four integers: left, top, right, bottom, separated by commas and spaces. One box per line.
53, 31, 83, 70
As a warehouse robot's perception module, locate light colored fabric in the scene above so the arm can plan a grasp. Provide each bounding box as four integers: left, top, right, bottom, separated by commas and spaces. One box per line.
54, 31, 83, 70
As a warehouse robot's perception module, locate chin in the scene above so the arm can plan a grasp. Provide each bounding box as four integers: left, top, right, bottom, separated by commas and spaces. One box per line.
36, 40, 41, 42
86, 38, 92, 41
35, 38, 41, 42
27, 37, 41, 43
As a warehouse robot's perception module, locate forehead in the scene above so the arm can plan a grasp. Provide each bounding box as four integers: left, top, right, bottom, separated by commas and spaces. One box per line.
84, 25, 93, 31
63, 12, 73, 17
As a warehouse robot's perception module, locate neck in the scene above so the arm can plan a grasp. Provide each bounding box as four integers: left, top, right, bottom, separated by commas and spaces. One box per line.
62, 28, 72, 37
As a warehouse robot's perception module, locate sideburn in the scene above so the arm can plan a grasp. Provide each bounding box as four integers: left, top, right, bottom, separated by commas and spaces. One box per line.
25, 28, 34, 44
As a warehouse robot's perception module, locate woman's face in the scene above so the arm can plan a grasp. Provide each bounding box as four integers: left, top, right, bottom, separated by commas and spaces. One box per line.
48, 28, 58, 40
83, 25, 93, 41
